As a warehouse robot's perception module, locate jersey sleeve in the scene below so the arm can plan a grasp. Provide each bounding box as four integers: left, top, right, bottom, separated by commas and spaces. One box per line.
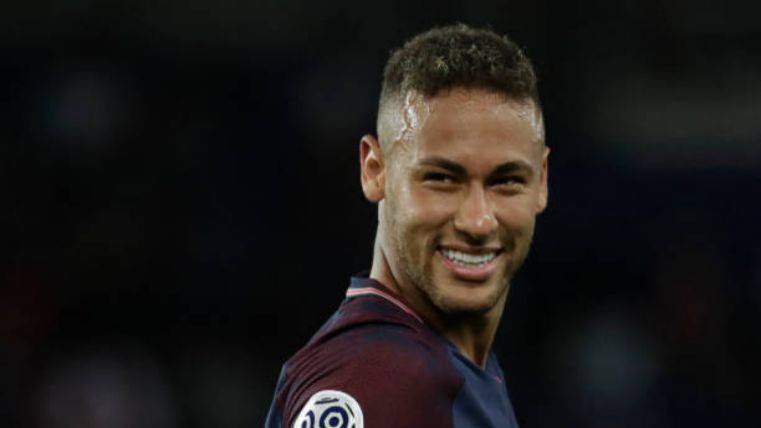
280, 324, 462, 428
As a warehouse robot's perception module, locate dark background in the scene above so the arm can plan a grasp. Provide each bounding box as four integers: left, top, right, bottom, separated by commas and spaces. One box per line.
2, 1, 760, 427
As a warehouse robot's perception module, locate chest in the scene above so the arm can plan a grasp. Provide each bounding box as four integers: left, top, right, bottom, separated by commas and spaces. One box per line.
449, 352, 520, 428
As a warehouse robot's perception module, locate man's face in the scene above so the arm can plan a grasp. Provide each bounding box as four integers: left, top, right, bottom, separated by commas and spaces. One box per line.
376, 88, 548, 316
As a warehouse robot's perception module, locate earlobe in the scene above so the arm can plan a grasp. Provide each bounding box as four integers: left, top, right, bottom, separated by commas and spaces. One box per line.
359, 134, 385, 203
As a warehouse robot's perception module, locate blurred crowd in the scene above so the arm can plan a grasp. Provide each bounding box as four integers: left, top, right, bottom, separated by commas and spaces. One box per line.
2, 1, 759, 426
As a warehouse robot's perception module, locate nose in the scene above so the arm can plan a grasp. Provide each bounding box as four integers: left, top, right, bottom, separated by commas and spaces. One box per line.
453, 185, 498, 240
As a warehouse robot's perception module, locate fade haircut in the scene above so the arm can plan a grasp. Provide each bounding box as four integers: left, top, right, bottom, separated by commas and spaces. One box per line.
377, 24, 542, 150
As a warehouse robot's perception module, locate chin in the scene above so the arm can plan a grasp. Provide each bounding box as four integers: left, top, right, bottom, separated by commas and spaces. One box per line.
429, 280, 507, 316
420, 258, 511, 314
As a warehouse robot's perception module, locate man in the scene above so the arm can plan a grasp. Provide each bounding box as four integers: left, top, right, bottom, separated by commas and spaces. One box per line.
266, 24, 548, 427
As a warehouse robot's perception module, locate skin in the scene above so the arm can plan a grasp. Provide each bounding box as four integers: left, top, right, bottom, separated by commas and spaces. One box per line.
360, 88, 549, 367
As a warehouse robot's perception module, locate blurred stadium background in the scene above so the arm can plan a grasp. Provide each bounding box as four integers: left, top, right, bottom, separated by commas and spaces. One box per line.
2, 1, 760, 427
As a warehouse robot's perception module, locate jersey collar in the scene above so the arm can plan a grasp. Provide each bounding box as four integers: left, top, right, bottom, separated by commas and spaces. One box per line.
347, 273, 424, 324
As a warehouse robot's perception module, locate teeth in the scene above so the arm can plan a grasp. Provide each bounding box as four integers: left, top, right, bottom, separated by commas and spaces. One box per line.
441, 249, 497, 266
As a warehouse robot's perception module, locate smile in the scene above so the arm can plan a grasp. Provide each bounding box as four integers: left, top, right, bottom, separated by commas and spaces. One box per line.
437, 246, 503, 281
440, 248, 498, 267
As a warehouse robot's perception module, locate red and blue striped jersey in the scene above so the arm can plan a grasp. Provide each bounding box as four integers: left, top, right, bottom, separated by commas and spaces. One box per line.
265, 275, 520, 428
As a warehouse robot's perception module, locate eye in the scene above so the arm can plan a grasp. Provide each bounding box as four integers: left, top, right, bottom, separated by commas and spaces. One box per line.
491, 175, 526, 192
491, 176, 525, 188
423, 172, 455, 183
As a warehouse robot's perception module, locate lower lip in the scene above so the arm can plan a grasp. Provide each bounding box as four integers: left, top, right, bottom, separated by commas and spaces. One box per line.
437, 250, 502, 282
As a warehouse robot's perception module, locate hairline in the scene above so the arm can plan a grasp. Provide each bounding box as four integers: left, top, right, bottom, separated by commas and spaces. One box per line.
376, 86, 545, 157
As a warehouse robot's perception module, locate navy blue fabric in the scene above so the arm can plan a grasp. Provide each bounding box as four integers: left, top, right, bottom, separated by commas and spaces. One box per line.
265, 274, 520, 427
449, 348, 519, 427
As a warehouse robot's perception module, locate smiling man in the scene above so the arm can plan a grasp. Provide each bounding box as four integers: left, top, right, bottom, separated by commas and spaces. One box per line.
266, 24, 548, 428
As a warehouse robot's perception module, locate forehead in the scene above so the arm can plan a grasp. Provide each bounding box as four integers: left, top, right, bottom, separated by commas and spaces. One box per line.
402, 89, 543, 169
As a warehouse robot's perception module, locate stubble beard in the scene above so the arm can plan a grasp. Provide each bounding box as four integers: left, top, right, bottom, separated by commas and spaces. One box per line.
381, 179, 536, 317
385, 212, 524, 318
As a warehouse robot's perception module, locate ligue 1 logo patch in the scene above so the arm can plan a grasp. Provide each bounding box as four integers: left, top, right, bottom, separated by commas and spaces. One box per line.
293, 390, 364, 428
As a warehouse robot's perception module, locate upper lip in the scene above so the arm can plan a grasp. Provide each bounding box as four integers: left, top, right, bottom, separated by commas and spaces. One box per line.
438, 245, 502, 255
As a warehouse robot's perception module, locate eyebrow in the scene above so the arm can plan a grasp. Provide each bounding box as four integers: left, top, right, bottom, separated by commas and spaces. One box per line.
417, 156, 534, 179
418, 157, 467, 176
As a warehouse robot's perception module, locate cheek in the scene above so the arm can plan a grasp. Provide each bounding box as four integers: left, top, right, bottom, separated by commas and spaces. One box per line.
402, 186, 458, 227
494, 196, 536, 232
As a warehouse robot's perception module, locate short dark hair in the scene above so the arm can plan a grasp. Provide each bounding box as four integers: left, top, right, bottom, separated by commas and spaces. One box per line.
379, 24, 540, 111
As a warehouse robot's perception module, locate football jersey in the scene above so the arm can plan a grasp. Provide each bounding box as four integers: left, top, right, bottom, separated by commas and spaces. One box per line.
264, 274, 520, 428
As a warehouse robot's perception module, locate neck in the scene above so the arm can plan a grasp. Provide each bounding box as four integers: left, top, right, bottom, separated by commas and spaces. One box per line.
369, 238, 506, 368
437, 295, 506, 367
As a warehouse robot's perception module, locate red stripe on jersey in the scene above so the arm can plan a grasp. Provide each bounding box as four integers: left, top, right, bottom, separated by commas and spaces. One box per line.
346, 287, 423, 324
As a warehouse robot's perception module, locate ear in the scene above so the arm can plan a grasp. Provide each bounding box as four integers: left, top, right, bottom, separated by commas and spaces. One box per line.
360, 134, 385, 202
536, 146, 550, 213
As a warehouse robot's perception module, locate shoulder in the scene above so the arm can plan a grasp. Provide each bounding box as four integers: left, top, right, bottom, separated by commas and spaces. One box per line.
280, 319, 462, 427
291, 296, 454, 388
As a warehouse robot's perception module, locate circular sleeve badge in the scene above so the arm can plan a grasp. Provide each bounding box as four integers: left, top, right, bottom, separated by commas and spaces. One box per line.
293, 390, 364, 428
